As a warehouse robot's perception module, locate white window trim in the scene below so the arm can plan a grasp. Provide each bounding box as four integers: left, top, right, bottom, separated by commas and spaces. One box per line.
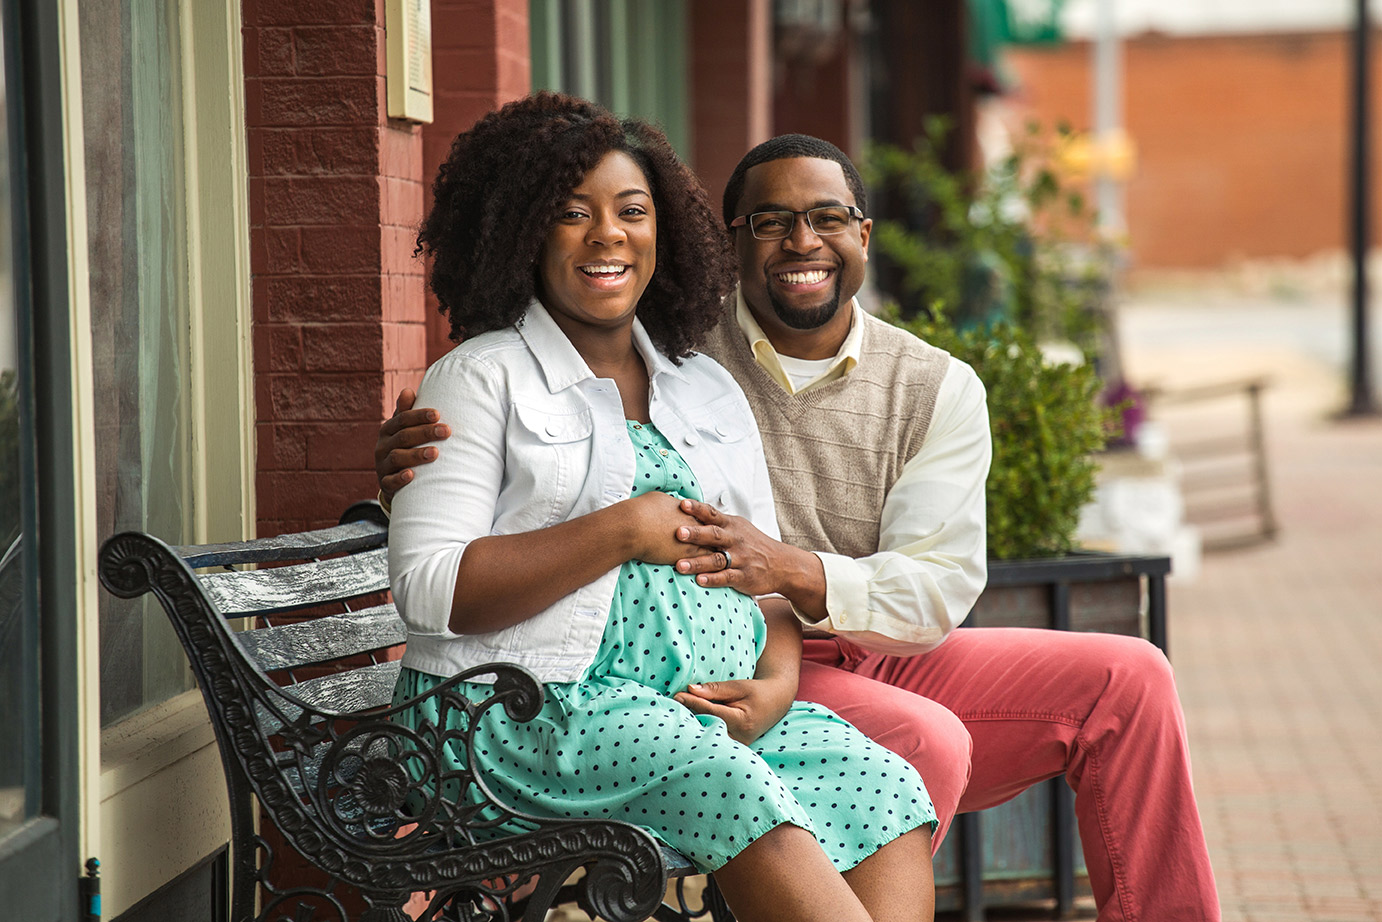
59, 0, 255, 914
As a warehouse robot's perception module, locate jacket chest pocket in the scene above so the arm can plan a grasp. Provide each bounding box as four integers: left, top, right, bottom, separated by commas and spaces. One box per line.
501, 402, 595, 531
684, 401, 753, 513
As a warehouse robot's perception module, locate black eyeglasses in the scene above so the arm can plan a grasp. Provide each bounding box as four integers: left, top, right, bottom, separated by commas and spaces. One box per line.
728, 205, 864, 240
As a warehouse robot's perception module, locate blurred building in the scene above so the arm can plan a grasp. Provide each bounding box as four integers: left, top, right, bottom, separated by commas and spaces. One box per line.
3, 1, 985, 919
1004, 0, 1382, 271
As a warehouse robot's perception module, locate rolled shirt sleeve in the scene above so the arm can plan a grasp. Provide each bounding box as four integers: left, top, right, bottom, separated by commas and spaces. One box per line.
387, 352, 509, 638
797, 357, 991, 655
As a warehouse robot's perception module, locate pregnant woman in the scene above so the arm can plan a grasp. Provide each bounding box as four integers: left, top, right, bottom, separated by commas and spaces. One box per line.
388, 92, 936, 922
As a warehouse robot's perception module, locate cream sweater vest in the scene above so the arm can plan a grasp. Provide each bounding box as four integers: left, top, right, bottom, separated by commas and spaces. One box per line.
700, 309, 951, 558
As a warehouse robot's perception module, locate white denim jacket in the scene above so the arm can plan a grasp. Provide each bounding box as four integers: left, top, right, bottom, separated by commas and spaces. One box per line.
388, 301, 780, 683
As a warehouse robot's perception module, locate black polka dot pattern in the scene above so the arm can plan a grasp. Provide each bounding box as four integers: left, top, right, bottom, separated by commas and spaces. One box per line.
394, 421, 936, 873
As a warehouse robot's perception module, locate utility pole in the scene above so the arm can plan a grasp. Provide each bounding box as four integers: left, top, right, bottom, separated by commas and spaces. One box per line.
1092, 0, 1124, 236
1346, 0, 1379, 416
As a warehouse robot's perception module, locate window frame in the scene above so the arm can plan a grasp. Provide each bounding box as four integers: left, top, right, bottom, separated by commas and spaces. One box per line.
58, 0, 254, 913
529, 0, 691, 158
0, 0, 83, 914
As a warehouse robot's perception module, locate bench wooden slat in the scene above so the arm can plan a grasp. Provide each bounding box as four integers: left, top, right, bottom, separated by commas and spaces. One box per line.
285, 659, 402, 714
238, 604, 405, 671
173, 519, 386, 569
257, 660, 403, 735
660, 845, 696, 876
201, 547, 389, 616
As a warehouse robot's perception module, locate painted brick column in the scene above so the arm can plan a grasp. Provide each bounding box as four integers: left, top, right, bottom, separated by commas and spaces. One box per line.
244, 0, 427, 535
690, 0, 772, 208
422, 0, 531, 363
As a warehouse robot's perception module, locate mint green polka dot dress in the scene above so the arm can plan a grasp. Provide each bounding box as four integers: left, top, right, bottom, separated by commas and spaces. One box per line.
395, 421, 934, 873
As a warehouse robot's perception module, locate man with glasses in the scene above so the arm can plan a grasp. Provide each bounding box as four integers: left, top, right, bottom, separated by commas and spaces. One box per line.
376, 134, 1219, 921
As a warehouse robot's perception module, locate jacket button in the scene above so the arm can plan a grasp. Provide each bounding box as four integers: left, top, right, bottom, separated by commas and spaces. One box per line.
685, 432, 699, 446
718, 491, 731, 506
715, 423, 730, 437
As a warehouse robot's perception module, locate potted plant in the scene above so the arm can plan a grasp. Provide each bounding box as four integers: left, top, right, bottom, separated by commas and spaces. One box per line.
866, 122, 1168, 915
895, 309, 1109, 560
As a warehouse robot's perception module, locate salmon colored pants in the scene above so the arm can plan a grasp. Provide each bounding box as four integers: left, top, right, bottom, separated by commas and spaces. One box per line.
800, 628, 1219, 922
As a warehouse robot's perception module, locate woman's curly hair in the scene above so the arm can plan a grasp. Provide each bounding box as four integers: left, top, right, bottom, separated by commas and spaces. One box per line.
416, 93, 735, 360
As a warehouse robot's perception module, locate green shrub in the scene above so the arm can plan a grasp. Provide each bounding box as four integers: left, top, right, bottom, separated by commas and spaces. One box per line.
890, 309, 1113, 559
865, 117, 1107, 358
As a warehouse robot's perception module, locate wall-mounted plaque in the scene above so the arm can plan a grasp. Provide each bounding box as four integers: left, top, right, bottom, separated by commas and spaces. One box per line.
386, 0, 433, 123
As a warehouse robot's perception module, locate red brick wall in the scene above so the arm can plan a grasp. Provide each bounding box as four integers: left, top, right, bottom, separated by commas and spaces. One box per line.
245, 0, 427, 534
1007, 31, 1382, 270
773, 45, 853, 157
421, 0, 530, 362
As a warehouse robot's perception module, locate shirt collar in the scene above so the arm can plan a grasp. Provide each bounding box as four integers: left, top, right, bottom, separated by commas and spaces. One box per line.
517, 299, 686, 394
733, 287, 863, 394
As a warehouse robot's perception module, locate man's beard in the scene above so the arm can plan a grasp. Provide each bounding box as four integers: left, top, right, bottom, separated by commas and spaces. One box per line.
766, 280, 842, 331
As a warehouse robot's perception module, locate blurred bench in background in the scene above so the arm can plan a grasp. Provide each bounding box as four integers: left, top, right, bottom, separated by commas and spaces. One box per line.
1144, 376, 1278, 551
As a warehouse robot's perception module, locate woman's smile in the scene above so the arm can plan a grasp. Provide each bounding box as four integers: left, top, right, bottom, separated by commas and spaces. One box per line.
576, 261, 635, 289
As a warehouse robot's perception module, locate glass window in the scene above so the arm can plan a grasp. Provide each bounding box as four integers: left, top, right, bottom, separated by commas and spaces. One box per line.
0, 4, 37, 839
80, 0, 196, 726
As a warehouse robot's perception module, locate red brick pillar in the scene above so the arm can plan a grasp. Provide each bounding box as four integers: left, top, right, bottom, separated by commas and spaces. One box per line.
773, 38, 856, 155
422, 0, 531, 362
244, 0, 427, 534
689, 0, 772, 207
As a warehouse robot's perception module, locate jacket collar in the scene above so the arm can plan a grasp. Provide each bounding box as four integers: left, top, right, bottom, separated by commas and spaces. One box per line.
517, 299, 687, 394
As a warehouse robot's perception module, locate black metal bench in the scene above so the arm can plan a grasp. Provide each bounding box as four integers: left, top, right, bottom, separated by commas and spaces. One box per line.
97, 501, 731, 922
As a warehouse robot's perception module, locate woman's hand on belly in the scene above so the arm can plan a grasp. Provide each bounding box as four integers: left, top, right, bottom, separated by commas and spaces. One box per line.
626, 491, 721, 566
440, 491, 718, 634
673, 675, 795, 746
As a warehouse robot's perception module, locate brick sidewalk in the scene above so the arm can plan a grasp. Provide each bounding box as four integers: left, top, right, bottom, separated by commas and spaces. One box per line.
1167, 415, 1382, 922
1123, 297, 1382, 922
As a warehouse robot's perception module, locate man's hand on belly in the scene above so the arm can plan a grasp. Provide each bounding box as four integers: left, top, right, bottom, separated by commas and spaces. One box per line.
674, 500, 829, 621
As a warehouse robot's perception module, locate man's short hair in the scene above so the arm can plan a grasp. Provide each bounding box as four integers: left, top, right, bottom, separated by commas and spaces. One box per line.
721, 134, 868, 226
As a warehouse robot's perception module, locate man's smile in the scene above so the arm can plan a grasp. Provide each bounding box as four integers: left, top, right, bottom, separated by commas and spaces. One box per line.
776, 268, 831, 285
770, 265, 836, 293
